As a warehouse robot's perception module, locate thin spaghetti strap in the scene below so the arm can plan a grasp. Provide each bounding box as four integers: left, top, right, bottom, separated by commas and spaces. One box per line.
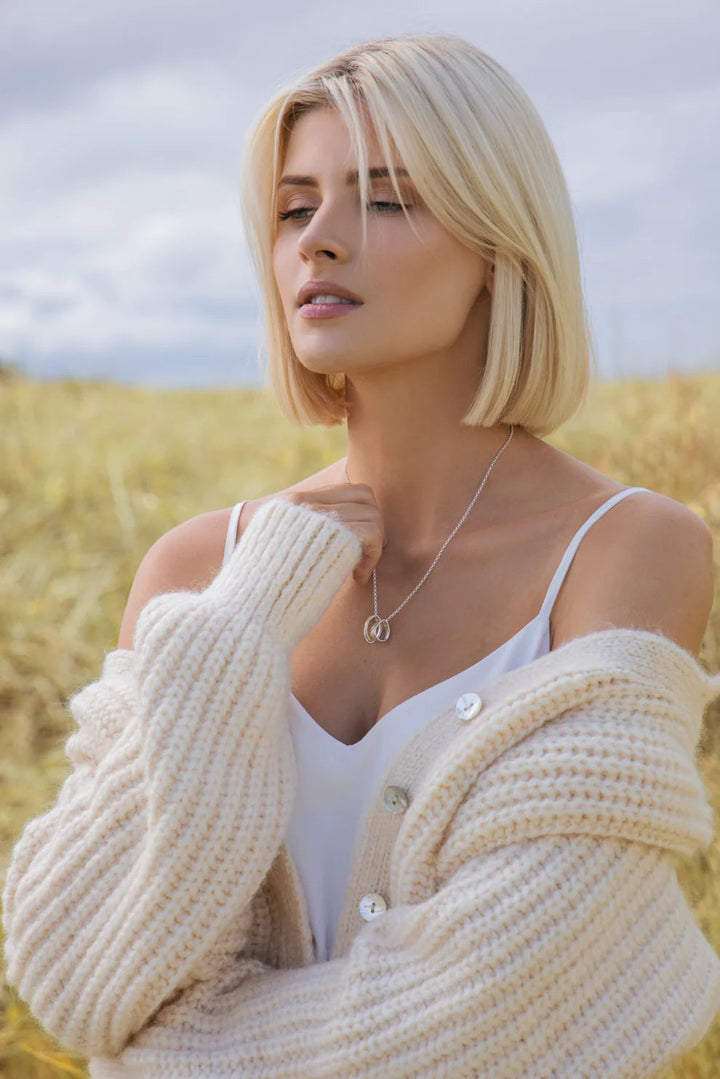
537, 487, 650, 621
222, 500, 247, 569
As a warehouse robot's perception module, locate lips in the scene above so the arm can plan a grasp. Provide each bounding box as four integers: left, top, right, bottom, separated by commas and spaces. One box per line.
297, 280, 363, 306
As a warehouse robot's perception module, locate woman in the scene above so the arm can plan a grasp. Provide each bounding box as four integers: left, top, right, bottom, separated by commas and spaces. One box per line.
4, 33, 720, 1078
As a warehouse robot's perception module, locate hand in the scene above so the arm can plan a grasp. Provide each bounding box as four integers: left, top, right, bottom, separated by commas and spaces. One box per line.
284, 484, 387, 586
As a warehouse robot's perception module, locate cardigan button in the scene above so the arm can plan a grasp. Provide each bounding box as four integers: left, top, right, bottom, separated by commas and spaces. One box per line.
456, 692, 483, 721
359, 893, 387, 921
383, 785, 409, 813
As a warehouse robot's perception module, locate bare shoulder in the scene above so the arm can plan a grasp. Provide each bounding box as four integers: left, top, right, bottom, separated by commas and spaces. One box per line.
116, 508, 233, 650
551, 484, 715, 658
115, 463, 341, 651
116, 501, 271, 651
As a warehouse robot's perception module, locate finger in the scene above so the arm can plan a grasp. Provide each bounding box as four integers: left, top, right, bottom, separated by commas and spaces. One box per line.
310, 483, 377, 506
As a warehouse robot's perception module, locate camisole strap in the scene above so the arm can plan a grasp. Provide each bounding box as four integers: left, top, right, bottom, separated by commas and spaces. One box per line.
537, 486, 650, 621
223, 500, 248, 568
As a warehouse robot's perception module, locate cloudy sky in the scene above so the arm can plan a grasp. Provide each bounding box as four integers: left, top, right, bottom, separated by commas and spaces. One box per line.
1, 0, 718, 388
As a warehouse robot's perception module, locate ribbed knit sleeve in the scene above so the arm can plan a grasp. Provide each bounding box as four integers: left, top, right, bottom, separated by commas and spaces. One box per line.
106, 837, 720, 1079
88, 658, 720, 1079
1, 496, 362, 1060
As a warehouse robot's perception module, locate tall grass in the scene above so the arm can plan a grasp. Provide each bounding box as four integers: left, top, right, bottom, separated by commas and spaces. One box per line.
1, 368, 719, 1077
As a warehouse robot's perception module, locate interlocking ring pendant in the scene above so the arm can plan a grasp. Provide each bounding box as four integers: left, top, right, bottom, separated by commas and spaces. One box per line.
363, 614, 391, 644
346, 424, 514, 648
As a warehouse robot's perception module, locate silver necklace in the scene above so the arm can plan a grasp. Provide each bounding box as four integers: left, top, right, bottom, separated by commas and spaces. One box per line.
343, 425, 515, 643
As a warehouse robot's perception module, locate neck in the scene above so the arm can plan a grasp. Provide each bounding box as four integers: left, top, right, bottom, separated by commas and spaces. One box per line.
343, 396, 522, 557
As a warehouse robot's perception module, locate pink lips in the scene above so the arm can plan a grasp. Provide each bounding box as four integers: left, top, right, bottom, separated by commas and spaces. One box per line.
299, 301, 362, 319
297, 279, 363, 306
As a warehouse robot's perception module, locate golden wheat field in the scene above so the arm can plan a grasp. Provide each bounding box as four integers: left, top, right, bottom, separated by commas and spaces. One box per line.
1, 366, 719, 1078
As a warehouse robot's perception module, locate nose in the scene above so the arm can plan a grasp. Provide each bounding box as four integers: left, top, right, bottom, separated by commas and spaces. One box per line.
297, 202, 350, 265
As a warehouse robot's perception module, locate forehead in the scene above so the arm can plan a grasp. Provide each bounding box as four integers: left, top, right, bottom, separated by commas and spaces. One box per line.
281, 106, 394, 173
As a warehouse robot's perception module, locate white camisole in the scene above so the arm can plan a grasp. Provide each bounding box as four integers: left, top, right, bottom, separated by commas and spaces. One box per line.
222, 485, 649, 960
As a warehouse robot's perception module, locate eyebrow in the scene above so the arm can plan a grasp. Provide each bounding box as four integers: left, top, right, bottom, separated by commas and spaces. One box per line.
277, 166, 410, 189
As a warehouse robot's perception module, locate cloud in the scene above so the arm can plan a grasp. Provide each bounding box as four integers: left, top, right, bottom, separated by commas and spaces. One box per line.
0, 0, 718, 384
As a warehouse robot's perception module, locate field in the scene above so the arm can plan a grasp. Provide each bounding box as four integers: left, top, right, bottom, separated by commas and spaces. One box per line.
1, 367, 719, 1077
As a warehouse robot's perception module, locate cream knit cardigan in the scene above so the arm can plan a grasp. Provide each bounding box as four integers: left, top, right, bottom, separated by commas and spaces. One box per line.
3, 496, 720, 1079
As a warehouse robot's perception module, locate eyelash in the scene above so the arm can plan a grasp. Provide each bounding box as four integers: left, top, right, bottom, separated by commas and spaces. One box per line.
277, 201, 408, 222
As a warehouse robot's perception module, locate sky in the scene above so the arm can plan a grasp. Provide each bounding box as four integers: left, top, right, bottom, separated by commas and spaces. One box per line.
1, 0, 718, 389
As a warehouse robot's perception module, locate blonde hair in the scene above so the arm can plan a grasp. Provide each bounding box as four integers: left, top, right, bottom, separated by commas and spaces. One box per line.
239, 33, 596, 436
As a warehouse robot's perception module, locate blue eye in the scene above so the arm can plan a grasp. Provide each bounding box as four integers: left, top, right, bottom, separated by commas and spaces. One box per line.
278, 201, 408, 221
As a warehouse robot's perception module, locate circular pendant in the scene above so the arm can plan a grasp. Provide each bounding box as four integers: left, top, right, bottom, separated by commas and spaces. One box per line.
363, 614, 392, 643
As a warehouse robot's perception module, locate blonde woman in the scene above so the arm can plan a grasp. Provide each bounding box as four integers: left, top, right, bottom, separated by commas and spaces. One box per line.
4, 33, 720, 1078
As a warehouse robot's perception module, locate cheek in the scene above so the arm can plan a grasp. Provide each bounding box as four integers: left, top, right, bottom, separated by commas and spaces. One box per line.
271, 243, 284, 283
374, 221, 468, 297
271, 244, 294, 310
382, 249, 471, 322
369, 236, 436, 307
413, 236, 485, 311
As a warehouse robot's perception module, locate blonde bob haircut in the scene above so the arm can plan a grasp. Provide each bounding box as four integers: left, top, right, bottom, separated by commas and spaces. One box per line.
239, 32, 596, 436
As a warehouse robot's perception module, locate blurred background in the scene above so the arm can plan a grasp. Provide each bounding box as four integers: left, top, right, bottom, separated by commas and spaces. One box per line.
1, 0, 718, 388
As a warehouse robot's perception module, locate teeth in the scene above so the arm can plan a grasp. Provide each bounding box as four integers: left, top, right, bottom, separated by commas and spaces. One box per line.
308, 294, 354, 304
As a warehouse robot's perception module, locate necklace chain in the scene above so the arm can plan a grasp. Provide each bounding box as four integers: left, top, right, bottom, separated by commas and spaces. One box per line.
343, 424, 515, 643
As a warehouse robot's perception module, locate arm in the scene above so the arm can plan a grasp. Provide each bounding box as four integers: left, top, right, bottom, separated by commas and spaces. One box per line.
116, 721, 720, 1079
1, 496, 361, 1059
99, 498, 720, 1077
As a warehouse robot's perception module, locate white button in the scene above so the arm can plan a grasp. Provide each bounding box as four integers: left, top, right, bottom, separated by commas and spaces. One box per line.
359, 893, 387, 921
383, 785, 409, 813
456, 691, 483, 721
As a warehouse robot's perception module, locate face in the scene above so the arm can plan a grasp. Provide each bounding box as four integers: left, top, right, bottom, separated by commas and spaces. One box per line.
272, 105, 493, 379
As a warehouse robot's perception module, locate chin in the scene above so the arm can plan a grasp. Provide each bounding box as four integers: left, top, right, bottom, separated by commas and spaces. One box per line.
296, 358, 349, 378
293, 347, 356, 373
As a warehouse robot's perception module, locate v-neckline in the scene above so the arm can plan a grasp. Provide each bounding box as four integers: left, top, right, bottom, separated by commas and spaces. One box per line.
289, 608, 549, 749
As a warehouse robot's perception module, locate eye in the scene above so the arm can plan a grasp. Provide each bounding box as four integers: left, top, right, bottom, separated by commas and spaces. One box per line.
277, 206, 313, 222
277, 201, 409, 221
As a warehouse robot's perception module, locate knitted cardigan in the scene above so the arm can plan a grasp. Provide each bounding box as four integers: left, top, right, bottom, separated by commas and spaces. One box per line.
3, 496, 720, 1079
